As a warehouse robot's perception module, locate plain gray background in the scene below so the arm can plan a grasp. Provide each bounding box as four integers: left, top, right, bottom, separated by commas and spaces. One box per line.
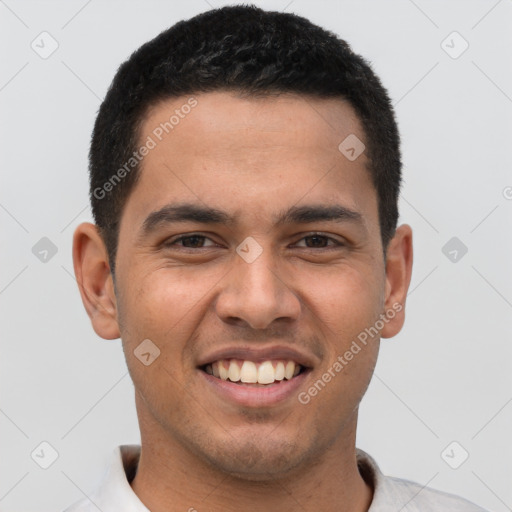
1, 1, 511, 511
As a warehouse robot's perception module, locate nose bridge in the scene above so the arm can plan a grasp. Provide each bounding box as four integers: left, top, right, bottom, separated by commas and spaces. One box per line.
215, 239, 301, 329
237, 245, 280, 297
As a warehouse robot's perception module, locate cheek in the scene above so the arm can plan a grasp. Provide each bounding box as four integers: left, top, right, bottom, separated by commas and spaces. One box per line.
298, 270, 382, 416
295, 266, 382, 403
116, 265, 228, 378
296, 264, 383, 338
119, 266, 214, 331
309, 343, 379, 429
116, 270, 207, 412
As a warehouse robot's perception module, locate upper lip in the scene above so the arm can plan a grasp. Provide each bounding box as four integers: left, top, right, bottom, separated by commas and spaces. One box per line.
197, 345, 317, 369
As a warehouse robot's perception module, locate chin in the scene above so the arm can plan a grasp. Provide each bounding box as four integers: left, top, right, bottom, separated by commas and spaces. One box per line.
198, 434, 308, 481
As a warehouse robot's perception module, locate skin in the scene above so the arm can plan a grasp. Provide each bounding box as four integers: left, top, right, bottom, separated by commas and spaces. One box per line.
73, 91, 413, 511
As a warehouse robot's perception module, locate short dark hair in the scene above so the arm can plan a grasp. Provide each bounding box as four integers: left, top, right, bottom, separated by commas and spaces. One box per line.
89, 4, 402, 274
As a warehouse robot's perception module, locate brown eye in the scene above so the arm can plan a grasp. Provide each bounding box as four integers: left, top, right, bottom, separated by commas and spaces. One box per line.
304, 235, 329, 248
164, 234, 217, 249
178, 235, 206, 248
294, 234, 343, 249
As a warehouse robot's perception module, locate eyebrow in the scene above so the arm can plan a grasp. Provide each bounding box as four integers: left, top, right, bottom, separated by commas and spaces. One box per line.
139, 202, 363, 238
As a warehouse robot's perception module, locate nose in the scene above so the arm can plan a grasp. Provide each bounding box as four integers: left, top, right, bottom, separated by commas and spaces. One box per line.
214, 246, 301, 330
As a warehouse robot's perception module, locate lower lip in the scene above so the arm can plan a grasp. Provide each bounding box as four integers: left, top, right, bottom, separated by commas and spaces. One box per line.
199, 369, 311, 407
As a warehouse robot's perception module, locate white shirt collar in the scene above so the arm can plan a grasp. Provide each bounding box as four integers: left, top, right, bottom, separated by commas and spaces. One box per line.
87, 445, 148, 512
65, 444, 485, 512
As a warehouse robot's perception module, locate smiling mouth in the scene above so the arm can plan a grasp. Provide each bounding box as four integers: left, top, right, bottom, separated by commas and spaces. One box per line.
200, 359, 307, 386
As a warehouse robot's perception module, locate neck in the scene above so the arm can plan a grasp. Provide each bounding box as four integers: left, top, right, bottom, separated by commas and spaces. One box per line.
130, 397, 373, 512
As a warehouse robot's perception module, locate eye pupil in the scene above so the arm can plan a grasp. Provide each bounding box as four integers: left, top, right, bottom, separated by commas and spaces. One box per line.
182, 235, 204, 248
306, 235, 327, 248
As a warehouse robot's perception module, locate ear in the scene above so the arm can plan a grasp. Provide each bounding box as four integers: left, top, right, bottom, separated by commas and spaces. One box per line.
72, 222, 120, 340
381, 224, 413, 339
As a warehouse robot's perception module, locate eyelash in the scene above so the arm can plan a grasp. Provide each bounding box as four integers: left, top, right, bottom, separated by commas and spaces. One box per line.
163, 233, 345, 251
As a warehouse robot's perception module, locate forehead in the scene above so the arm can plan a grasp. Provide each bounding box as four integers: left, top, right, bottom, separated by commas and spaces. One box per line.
122, 91, 376, 231
142, 91, 365, 157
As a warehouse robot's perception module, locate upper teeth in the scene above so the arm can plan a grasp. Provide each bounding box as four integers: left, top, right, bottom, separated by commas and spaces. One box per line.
205, 359, 301, 384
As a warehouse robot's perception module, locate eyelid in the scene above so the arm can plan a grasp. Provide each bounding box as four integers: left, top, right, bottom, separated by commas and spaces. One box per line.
163, 232, 220, 248
291, 232, 345, 248
163, 232, 345, 249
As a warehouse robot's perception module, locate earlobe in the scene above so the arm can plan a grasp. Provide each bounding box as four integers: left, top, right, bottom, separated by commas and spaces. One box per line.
381, 224, 413, 339
72, 222, 120, 340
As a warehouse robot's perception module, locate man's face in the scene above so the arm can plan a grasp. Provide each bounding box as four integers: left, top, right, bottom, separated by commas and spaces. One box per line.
113, 92, 390, 479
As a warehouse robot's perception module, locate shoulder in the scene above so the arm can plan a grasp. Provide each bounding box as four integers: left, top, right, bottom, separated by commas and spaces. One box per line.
62, 444, 144, 512
62, 497, 96, 512
384, 474, 489, 511
356, 448, 489, 512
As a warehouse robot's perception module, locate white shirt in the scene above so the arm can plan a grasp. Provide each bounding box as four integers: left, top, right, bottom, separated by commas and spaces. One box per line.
63, 444, 489, 511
